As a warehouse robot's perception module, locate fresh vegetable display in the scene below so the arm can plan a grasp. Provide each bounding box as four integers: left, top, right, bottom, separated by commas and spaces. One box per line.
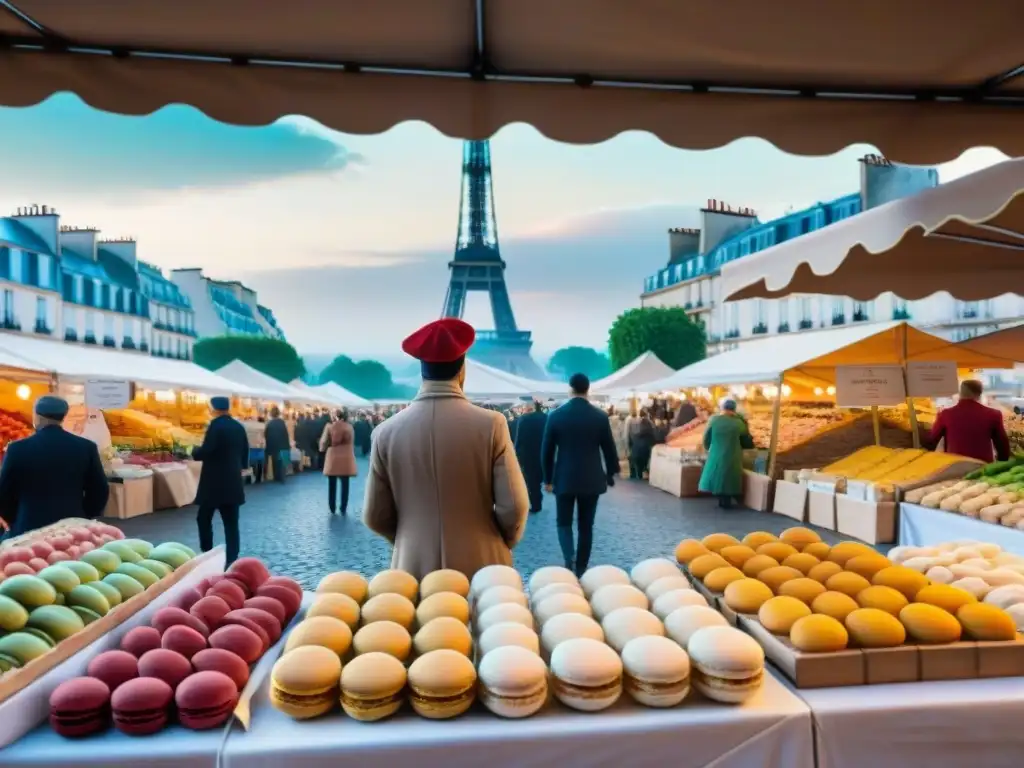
103, 410, 201, 453
0, 408, 33, 456
910, 455, 1024, 528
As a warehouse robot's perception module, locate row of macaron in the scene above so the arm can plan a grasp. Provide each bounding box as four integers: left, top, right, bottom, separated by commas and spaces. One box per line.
47, 558, 302, 738
677, 532, 1021, 652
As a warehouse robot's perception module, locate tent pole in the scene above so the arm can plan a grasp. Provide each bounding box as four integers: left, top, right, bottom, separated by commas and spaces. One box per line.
871, 405, 881, 446
901, 324, 921, 448
767, 375, 784, 479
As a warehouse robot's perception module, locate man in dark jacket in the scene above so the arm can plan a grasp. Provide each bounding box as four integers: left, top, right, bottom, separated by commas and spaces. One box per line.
514, 401, 547, 513
353, 414, 372, 457
0, 396, 109, 537
541, 373, 619, 575
264, 406, 290, 482
673, 400, 698, 429
193, 397, 249, 565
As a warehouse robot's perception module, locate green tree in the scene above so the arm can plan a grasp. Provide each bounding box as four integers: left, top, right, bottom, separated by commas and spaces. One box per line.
193, 336, 305, 382
547, 346, 611, 382
608, 307, 706, 371
320, 356, 402, 399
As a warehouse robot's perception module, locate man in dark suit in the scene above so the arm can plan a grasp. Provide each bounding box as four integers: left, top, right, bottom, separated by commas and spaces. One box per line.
263, 406, 290, 483
541, 373, 619, 575
514, 401, 547, 513
193, 396, 249, 565
353, 414, 372, 457
0, 396, 109, 538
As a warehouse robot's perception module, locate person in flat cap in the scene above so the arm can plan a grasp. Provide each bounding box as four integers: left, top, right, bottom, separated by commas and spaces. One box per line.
0, 395, 109, 538
362, 318, 529, 579
192, 395, 249, 564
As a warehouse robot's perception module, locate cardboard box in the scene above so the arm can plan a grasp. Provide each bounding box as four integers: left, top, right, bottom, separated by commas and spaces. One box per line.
152, 463, 199, 509
648, 454, 704, 498
835, 495, 896, 544
738, 616, 866, 688
807, 489, 836, 530
104, 475, 154, 520
742, 471, 773, 512
772, 479, 808, 522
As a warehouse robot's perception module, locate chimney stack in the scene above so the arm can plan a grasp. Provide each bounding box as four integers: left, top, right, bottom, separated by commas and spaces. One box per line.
698, 199, 758, 254
99, 236, 139, 270
10, 204, 60, 255
667, 227, 701, 266
59, 225, 101, 262
859, 154, 939, 211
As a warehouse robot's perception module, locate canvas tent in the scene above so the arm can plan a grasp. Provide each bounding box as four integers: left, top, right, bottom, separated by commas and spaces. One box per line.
953, 324, 1024, 364
0, 2, 1021, 164
641, 321, 1012, 392
462, 359, 533, 399
0, 332, 251, 394
721, 158, 1024, 303
309, 382, 373, 408
468, 360, 565, 397
216, 360, 326, 404
592, 352, 675, 395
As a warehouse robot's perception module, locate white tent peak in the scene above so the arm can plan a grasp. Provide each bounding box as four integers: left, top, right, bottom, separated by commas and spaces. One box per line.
216, 360, 325, 404
307, 381, 373, 408
592, 351, 675, 394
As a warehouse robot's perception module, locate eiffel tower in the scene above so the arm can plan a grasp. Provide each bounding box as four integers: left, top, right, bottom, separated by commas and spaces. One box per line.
441, 140, 546, 379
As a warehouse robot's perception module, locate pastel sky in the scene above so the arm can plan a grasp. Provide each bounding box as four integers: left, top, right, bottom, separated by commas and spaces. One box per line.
0, 93, 1007, 363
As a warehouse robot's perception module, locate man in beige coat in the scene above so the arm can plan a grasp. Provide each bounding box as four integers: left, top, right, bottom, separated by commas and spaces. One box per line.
363, 318, 530, 579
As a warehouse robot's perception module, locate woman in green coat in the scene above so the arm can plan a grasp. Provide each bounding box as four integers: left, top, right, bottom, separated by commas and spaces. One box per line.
699, 400, 754, 507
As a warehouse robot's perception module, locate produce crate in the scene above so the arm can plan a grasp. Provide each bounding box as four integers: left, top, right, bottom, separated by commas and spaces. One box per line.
772, 479, 808, 522
834, 495, 896, 545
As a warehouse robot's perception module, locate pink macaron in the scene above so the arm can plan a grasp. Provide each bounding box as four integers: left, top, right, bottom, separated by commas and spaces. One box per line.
152, 607, 210, 638
121, 626, 163, 658
161, 625, 208, 660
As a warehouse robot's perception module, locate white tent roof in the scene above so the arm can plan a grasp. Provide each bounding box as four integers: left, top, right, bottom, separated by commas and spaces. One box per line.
309, 382, 373, 408
468, 359, 565, 396
462, 360, 534, 399
644, 321, 1012, 391
216, 360, 326, 404
721, 158, 1024, 303
0, 333, 250, 394
592, 352, 675, 394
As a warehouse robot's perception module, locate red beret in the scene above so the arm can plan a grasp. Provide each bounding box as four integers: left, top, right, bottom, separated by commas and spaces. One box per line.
402, 318, 475, 363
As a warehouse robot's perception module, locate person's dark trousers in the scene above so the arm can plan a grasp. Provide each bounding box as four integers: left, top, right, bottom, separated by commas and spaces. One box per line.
197, 505, 240, 565
555, 494, 599, 575
270, 452, 286, 483
328, 476, 350, 515
252, 459, 263, 484
526, 478, 543, 513
317, 451, 326, 471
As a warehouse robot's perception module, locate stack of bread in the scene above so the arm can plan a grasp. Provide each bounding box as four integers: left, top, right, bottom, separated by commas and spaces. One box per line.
677, 529, 1021, 654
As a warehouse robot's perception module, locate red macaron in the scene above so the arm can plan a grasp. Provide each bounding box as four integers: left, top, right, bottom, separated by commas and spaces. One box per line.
217, 615, 269, 653
121, 626, 163, 658
224, 608, 281, 644
175, 587, 204, 613
176, 671, 239, 730
191, 648, 250, 691
152, 607, 211, 638
207, 580, 246, 611
161, 625, 208, 660
220, 574, 253, 599
227, 558, 271, 592
243, 596, 286, 626
208, 624, 264, 664
138, 649, 193, 691
262, 576, 302, 601
49, 677, 111, 738
111, 677, 174, 736
86, 650, 139, 692
190, 595, 232, 629
254, 584, 301, 621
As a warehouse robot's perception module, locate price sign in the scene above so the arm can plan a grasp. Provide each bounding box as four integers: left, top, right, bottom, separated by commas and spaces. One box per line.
834, 365, 906, 407
906, 361, 958, 398
84, 380, 132, 410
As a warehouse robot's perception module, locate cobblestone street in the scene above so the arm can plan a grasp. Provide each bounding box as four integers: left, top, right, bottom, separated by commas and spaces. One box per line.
110, 458, 853, 589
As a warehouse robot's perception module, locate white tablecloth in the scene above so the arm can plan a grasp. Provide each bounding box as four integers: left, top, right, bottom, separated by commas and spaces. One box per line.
899, 502, 1024, 555
222, 670, 813, 768
797, 677, 1024, 768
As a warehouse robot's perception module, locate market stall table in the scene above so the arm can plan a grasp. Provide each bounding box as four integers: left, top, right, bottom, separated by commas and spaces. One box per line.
221, 669, 813, 768
899, 502, 1024, 556
794, 676, 1024, 768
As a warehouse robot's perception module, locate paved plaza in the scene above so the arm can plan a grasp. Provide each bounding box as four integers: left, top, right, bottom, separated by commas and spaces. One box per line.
110, 458, 853, 589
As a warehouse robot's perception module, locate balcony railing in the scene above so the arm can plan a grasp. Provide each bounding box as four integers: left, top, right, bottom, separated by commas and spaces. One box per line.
725, 329, 741, 339
752, 322, 768, 335
778, 322, 790, 333
893, 308, 911, 320
84, 333, 97, 345
798, 319, 814, 330
831, 314, 846, 326
2, 316, 20, 331
853, 310, 869, 322
140, 342, 149, 353
64, 329, 77, 342
33, 321, 51, 336
103, 336, 116, 348
122, 338, 137, 350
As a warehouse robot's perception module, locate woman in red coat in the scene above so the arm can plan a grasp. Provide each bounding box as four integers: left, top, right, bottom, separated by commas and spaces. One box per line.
319, 409, 358, 515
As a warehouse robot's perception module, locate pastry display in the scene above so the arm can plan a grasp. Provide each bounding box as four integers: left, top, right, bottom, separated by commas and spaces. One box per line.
361, 593, 416, 630
316, 571, 369, 604
530, 581, 584, 606
469, 565, 523, 603
478, 621, 540, 657
629, 558, 682, 591
48, 677, 110, 738
620, 635, 691, 708
528, 566, 578, 594
601, 607, 665, 653
340, 652, 407, 722
686, 626, 765, 703
533, 593, 591, 627
412, 616, 473, 657
645, 575, 692, 602
420, 569, 471, 600
540, 612, 604, 658
353, 620, 413, 661
663, 605, 728, 649
407, 649, 477, 719
589, 583, 648, 620
307, 592, 361, 630
477, 602, 534, 634
477, 645, 548, 718
367, 570, 419, 603
549, 637, 622, 712
416, 591, 470, 626
175, 671, 239, 730
790, 614, 849, 652
579, 565, 630, 599
652, 588, 708, 619
758, 596, 811, 635
284, 616, 353, 656
844, 608, 906, 648
270, 645, 342, 720
474, 585, 528, 617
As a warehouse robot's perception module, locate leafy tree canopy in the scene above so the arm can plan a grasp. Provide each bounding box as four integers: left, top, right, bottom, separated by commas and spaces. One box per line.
193, 336, 305, 382
547, 346, 611, 382
608, 307, 706, 372
320, 355, 410, 399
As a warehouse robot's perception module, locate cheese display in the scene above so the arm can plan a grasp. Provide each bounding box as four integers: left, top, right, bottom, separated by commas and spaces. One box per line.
103, 410, 201, 453
907, 455, 1024, 525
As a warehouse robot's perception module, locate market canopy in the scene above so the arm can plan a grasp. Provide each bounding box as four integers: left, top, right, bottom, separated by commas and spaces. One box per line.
462, 359, 533, 399
308, 381, 373, 408
1, 2, 1022, 164
215, 360, 325, 404
641, 321, 1013, 391
0, 332, 250, 393
953, 324, 1024, 365
592, 352, 675, 395
469, 360, 565, 397
722, 158, 1024, 302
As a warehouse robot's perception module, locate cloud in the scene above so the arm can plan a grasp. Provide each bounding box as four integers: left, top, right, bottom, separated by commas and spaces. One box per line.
239, 204, 695, 358
0, 94, 363, 197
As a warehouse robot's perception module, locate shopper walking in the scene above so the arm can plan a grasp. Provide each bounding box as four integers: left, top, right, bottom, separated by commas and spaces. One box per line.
541, 373, 619, 576
514, 401, 547, 513
0, 396, 109, 538
193, 396, 249, 565
927, 379, 1010, 463
321, 408, 357, 515
627, 408, 656, 479
264, 406, 290, 482
699, 399, 754, 508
